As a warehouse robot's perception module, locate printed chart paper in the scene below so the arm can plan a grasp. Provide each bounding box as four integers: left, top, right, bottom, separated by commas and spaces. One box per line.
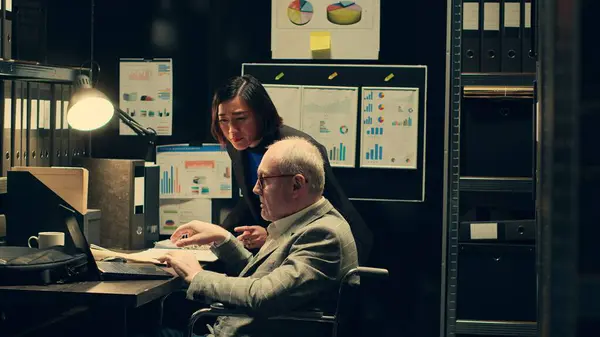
159, 199, 212, 235
156, 144, 232, 199
264, 84, 303, 129
271, 0, 381, 59
301, 86, 358, 167
360, 87, 419, 169
119, 59, 173, 136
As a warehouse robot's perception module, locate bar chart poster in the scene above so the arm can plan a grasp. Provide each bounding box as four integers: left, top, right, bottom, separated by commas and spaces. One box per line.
119, 58, 173, 136
301, 86, 358, 167
360, 87, 419, 169
156, 144, 232, 199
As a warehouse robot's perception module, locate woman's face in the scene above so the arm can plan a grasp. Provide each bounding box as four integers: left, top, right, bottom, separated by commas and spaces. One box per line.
218, 96, 260, 150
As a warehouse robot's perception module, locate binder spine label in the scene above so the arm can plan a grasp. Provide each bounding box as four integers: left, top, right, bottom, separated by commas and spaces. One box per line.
504, 3, 521, 28
463, 3, 480, 30
524, 2, 531, 28
484, 3, 501, 30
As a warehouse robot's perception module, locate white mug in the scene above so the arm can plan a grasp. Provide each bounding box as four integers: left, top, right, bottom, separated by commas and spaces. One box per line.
28, 232, 65, 249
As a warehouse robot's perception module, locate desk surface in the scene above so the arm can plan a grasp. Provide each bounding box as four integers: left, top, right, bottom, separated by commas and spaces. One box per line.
0, 277, 184, 308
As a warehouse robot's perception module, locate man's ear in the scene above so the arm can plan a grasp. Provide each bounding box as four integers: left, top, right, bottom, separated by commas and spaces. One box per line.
292, 175, 304, 190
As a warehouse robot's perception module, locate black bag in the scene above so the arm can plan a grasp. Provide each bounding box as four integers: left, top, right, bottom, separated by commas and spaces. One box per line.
0, 246, 89, 285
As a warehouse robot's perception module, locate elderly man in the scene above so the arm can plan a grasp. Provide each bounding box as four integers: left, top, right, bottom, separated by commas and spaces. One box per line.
158, 137, 358, 337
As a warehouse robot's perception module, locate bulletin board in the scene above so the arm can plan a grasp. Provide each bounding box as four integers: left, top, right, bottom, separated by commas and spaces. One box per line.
242, 63, 427, 202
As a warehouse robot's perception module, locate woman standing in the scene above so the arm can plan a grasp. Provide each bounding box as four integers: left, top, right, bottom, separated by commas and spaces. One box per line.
212, 75, 372, 264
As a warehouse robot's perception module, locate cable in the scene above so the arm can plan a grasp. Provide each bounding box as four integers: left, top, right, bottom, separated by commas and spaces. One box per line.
90, 0, 94, 83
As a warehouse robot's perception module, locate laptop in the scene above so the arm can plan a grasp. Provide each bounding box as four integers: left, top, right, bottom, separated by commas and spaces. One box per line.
61, 205, 173, 281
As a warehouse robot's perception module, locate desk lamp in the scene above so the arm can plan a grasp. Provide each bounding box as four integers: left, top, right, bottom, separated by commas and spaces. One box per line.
66, 75, 157, 163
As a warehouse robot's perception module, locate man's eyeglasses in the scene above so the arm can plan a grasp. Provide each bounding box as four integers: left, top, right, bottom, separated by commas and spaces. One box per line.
256, 174, 297, 190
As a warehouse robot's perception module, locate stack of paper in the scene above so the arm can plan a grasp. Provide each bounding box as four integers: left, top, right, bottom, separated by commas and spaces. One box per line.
154, 239, 210, 250
129, 248, 217, 263
91, 244, 217, 264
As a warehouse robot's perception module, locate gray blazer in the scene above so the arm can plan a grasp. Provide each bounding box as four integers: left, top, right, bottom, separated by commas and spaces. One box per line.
186, 198, 358, 337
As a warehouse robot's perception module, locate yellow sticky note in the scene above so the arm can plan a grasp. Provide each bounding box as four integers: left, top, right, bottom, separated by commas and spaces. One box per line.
310, 31, 331, 51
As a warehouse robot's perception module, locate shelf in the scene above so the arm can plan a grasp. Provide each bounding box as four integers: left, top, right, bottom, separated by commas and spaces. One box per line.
459, 177, 534, 193
455, 320, 537, 336
579, 276, 600, 318
463, 85, 534, 99
461, 73, 536, 87
0, 60, 85, 83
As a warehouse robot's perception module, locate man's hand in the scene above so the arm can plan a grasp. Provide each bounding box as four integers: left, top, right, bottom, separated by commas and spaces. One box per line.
170, 220, 229, 247
158, 251, 203, 284
234, 225, 268, 249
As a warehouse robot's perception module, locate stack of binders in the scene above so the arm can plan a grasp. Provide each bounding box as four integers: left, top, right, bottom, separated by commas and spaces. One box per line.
462, 0, 536, 73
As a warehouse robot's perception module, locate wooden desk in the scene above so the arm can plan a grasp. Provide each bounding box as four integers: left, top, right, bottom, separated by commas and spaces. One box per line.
0, 277, 184, 337
0, 277, 182, 307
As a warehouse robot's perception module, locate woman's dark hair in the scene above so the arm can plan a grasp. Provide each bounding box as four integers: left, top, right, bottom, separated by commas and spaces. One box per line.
211, 75, 283, 145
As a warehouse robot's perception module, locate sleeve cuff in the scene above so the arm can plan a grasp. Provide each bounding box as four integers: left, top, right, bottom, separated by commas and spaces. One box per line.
212, 232, 233, 248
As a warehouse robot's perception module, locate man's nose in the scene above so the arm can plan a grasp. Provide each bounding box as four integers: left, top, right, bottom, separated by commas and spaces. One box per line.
252, 180, 261, 195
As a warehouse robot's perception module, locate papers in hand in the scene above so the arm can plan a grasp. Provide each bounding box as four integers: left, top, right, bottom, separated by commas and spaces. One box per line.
154, 239, 211, 251
90, 243, 217, 264
129, 248, 217, 263
150, 239, 216, 262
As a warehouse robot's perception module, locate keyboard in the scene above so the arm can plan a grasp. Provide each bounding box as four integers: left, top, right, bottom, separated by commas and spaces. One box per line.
97, 261, 172, 277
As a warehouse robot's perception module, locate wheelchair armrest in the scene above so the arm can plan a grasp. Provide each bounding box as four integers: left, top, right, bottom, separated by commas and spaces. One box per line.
208, 302, 249, 316
354, 266, 389, 278
343, 267, 389, 284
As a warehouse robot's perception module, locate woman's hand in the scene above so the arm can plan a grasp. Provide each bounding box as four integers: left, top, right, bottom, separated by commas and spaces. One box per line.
170, 220, 229, 247
234, 225, 268, 249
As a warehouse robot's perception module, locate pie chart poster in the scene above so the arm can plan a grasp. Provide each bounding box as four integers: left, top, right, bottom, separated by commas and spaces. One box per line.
272, 0, 381, 59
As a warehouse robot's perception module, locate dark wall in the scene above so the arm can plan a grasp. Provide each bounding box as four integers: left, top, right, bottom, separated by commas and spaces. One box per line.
90, 1, 448, 336
13, 0, 92, 65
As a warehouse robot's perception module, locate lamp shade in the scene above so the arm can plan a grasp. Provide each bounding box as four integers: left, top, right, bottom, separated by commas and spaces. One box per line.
66, 75, 115, 131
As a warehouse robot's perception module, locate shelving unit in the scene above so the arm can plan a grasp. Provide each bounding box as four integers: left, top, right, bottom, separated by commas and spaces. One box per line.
461, 73, 535, 87
442, 0, 538, 336
455, 320, 537, 336
0, 60, 84, 83
0, 60, 90, 175
459, 176, 533, 193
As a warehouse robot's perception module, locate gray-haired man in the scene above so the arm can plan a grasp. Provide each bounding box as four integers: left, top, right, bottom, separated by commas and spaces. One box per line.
158, 137, 358, 337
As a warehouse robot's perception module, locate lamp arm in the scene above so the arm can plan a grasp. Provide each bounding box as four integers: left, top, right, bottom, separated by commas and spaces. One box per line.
116, 108, 154, 137
116, 108, 158, 163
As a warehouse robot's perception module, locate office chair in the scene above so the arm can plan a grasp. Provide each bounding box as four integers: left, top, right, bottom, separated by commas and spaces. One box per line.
185, 266, 389, 337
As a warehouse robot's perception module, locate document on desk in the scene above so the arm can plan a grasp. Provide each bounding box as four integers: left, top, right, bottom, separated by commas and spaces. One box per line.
129, 248, 217, 263
91, 246, 217, 263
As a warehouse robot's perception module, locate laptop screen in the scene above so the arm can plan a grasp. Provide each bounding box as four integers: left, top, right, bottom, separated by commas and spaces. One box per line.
60, 204, 102, 281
